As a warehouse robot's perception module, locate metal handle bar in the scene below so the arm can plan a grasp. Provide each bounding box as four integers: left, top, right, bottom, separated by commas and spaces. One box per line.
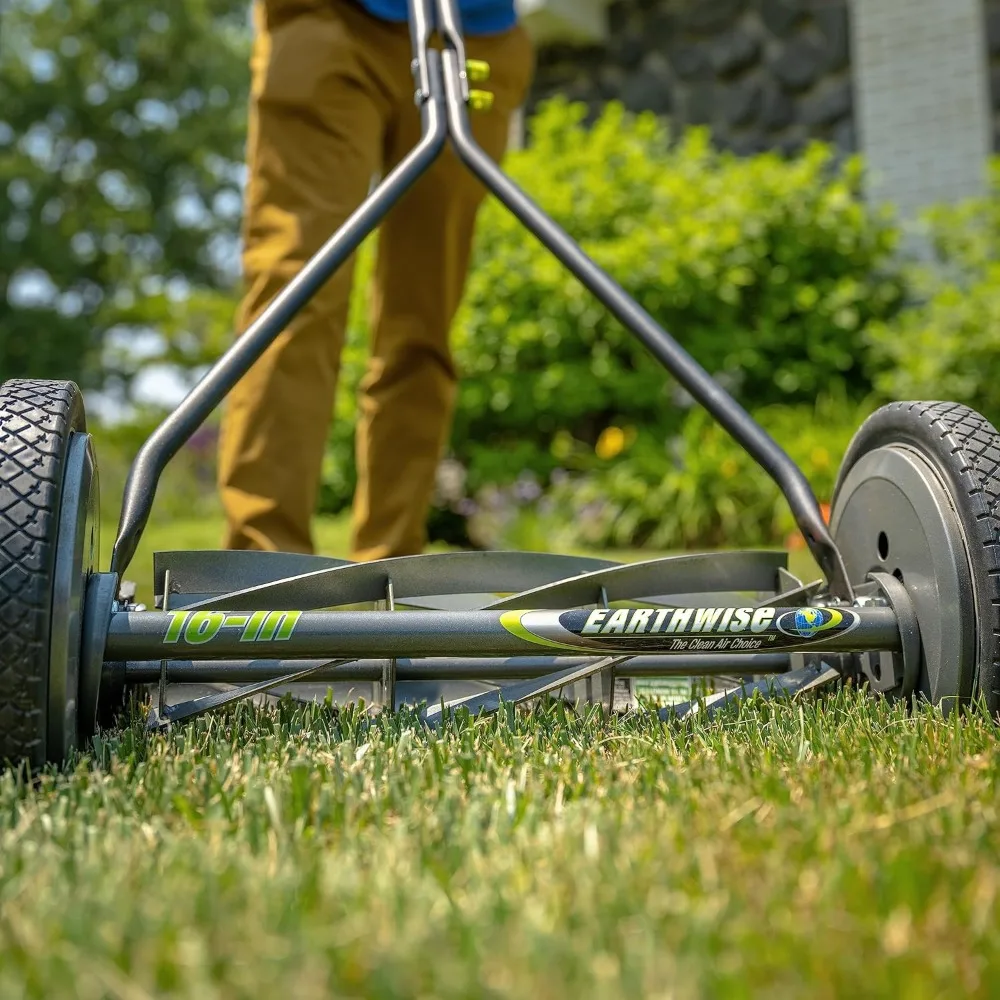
111, 0, 852, 599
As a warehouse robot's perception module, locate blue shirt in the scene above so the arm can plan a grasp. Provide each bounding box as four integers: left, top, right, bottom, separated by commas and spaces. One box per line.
358, 1, 517, 35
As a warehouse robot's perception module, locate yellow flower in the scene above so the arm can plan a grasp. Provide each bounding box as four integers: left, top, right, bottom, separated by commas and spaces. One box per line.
596, 426, 626, 460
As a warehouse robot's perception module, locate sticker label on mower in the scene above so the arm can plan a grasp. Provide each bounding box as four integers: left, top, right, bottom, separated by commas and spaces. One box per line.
163, 610, 301, 645
500, 606, 859, 652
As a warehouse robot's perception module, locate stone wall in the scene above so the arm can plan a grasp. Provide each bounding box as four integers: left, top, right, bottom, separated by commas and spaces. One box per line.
525, 0, 855, 157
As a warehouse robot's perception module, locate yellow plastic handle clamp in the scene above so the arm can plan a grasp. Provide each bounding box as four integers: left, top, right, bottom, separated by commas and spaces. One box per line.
466, 59, 491, 83
469, 89, 494, 112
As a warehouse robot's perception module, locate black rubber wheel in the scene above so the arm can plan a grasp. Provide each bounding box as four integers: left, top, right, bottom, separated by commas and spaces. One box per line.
830, 401, 1000, 712
0, 379, 97, 770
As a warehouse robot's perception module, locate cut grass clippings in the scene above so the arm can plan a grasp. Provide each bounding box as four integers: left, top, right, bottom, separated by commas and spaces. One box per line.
1, 687, 998, 998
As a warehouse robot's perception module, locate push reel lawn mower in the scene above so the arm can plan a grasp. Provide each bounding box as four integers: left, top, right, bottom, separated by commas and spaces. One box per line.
2, 0, 999, 771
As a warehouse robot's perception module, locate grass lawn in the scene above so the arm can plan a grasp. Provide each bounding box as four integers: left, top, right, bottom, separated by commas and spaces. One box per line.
9, 516, 966, 997
1, 691, 998, 998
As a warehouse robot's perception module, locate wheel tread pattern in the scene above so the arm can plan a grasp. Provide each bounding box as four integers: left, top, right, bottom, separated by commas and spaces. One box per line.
0, 379, 82, 768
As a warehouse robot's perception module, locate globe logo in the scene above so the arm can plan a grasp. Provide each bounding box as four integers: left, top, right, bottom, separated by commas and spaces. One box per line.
774, 606, 850, 639
775, 606, 857, 641
793, 607, 826, 637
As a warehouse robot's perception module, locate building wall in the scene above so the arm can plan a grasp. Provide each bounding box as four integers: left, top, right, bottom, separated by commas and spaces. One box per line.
523, 0, 1000, 216
851, 0, 991, 222
527, 0, 856, 157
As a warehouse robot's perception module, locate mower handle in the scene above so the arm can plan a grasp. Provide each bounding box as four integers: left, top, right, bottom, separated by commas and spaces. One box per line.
111, 0, 853, 601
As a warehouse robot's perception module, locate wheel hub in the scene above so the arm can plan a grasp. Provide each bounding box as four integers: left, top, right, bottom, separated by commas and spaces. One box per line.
830, 443, 975, 706
49, 430, 100, 760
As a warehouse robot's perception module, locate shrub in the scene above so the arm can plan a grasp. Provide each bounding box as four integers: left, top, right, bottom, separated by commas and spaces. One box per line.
441, 98, 904, 501
437, 388, 874, 553
866, 160, 1000, 424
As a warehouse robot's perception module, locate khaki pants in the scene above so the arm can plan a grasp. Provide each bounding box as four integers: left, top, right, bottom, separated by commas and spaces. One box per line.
218, 0, 534, 559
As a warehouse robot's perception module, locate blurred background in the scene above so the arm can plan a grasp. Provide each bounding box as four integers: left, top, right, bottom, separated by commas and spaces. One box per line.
2, 0, 999, 579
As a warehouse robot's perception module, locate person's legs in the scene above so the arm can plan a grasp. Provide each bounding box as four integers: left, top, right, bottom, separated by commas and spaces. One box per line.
218, 0, 393, 553
350, 24, 535, 560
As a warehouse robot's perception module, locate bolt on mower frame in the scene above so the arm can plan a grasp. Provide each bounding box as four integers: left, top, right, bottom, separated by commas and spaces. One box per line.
27, 0, 1000, 768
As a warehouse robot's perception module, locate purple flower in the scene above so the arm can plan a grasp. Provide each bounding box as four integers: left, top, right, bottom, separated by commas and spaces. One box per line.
513, 472, 542, 503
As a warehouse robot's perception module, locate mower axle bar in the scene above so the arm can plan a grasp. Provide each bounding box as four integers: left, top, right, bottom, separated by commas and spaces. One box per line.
121, 652, 793, 684
104, 605, 900, 661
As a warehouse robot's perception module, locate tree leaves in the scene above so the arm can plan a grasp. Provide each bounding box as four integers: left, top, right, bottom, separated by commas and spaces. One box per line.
0, 0, 251, 388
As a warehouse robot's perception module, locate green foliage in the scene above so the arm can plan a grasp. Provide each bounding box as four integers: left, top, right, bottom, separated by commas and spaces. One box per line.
0, 0, 250, 387
555, 391, 868, 549
319, 100, 905, 548
866, 160, 1000, 423
446, 99, 903, 491
445, 389, 871, 552
1, 692, 999, 997
90, 408, 222, 525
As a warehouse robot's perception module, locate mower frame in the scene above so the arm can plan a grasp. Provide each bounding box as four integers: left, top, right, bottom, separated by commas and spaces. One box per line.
58, 0, 945, 741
